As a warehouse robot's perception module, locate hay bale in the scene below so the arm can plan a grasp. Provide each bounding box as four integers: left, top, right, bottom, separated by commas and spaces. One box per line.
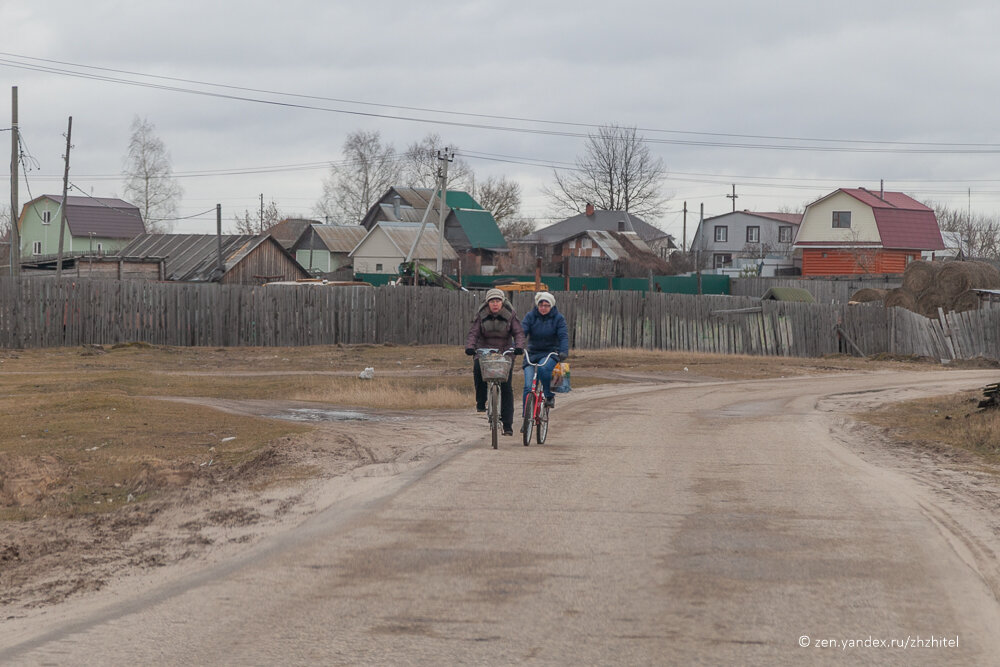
917, 285, 949, 318
938, 260, 1000, 297
883, 287, 917, 311
901, 260, 939, 293
951, 290, 981, 313
849, 288, 888, 303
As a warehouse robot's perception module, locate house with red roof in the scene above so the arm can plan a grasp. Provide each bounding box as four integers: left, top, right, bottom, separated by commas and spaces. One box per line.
793, 188, 944, 276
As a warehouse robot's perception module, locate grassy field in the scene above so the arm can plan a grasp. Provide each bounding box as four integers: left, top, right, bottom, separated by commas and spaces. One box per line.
0, 343, 993, 519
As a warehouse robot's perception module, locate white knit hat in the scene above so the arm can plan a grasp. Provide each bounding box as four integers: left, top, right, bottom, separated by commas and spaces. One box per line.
534, 291, 555, 307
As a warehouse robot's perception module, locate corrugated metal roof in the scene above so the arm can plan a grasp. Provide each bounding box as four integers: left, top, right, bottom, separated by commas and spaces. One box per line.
268, 219, 316, 249
28, 195, 145, 239
521, 209, 663, 244
452, 208, 507, 250
351, 222, 457, 261
118, 233, 284, 282
311, 225, 368, 253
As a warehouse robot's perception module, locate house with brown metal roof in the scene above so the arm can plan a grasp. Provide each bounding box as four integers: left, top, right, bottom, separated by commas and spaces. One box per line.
117, 233, 309, 285
794, 188, 944, 276
15, 195, 146, 266
290, 225, 368, 276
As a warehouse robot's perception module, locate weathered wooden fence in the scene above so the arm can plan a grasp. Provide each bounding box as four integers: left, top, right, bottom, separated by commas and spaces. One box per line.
0, 277, 988, 362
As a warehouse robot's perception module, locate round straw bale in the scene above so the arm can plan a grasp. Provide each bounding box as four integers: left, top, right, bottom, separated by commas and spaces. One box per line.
917, 285, 949, 318
938, 261, 987, 296
849, 288, 888, 303
950, 290, 981, 313
901, 260, 939, 293
973, 261, 1000, 287
883, 287, 917, 311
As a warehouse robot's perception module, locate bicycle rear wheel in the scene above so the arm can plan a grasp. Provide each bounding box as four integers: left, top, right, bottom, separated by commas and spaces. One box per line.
488, 382, 500, 449
521, 393, 535, 447
536, 401, 549, 444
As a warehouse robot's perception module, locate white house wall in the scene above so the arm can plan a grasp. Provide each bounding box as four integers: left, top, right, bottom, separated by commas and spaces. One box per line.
798, 191, 880, 244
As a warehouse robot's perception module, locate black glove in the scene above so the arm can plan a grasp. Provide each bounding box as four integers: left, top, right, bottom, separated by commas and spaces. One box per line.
465, 348, 476, 356
514, 348, 523, 356
559, 352, 568, 361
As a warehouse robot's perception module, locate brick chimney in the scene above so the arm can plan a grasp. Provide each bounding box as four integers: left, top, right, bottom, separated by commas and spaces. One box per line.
585, 202, 594, 216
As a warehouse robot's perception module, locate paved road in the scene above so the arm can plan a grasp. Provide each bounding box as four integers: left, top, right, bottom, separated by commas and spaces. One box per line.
5, 370, 1000, 665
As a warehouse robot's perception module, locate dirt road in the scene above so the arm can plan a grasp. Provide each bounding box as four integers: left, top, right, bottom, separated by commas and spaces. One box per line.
4, 370, 1000, 665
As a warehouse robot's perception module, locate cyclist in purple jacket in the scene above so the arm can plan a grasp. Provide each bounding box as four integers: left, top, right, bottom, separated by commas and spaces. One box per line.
465, 288, 526, 436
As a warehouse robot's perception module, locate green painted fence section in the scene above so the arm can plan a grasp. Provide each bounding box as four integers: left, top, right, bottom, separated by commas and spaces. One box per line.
355, 273, 731, 294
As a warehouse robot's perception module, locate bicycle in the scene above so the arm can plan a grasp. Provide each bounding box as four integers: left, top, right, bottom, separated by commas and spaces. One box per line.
521, 351, 559, 446
476, 348, 515, 449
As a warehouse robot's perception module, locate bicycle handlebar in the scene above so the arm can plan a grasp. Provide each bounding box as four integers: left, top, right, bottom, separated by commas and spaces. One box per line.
523, 351, 560, 366
476, 347, 516, 357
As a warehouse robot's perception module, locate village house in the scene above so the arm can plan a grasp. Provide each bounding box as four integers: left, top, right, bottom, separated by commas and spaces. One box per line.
513, 204, 674, 273
290, 224, 368, 277
360, 187, 507, 274
691, 210, 802, 276
117, 233, 309, 285
794, 188, 944, 276
14, 195, 146, 267
350, 221, 458, 275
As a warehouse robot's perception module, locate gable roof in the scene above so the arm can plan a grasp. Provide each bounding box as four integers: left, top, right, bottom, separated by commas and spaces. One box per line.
521, 209, 665, 244
562, 230, 671, 271
801, 188, 943, 250
118, 233, 304, 282
268, 218, 317, 249
22, 195, 145, 239
311, 225, 369, 253
350, 222, 458, 261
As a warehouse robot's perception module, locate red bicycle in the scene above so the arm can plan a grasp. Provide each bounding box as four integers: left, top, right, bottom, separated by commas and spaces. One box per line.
521, 351, 558, 446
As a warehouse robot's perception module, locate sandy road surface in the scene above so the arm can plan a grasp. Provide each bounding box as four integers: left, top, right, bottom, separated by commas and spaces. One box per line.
4, 370, 1000, 665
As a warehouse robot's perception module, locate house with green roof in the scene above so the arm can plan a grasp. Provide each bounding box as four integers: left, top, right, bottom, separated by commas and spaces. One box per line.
360, 187, 508, 275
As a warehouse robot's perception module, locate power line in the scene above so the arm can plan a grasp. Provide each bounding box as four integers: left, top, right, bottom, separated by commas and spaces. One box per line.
7, 51, 1000, 154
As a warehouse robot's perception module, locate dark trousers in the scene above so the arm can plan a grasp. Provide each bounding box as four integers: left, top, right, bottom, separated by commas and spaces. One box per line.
473, 358, 514, 429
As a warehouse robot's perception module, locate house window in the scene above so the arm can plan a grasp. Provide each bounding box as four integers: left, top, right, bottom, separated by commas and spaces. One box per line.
375, 263, 383, 272
779, 226, 793, 243
713, 253, 732, 269
96, 243, 104, 254
32, 241, 42, 255
832, 211, 852, 228
714, 226, 728, 242
746, 226, 760, 243
42, 211, 51, 225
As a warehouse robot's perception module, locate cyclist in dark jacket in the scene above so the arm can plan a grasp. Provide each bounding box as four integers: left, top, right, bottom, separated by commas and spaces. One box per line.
520, 291, 569, 408
465, 288, 525, 436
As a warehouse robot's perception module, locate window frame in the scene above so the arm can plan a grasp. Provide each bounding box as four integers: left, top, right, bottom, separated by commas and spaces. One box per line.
714, 226, 728, 243
42, 210, 51, 225
746, 226, 760, 243
832, 211, 852, 229
713, 253, 732, 269
32, 241, 42, 255
778, 226, 793, 243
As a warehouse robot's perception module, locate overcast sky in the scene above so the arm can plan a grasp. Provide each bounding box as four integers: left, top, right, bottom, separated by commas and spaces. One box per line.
5, 1, 1000, 243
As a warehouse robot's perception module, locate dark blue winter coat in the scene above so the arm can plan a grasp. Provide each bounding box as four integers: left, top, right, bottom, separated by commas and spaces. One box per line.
521, 305, 569, 359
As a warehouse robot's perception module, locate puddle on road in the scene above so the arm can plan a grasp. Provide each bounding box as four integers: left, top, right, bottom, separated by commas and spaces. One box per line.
271, 408, 379, 423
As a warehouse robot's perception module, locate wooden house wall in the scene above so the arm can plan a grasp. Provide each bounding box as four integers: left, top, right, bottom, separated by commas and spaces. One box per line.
222, 242, 308, 285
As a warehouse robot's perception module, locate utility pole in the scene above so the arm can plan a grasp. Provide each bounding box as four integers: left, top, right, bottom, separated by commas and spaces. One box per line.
9, 86, 19, 276
259, 193, 264, 234
682, 201, 687, 252
56, 116, 72, 279
436, 148, 453, 272
216, 204, 224, 278
726, 184, 738, 212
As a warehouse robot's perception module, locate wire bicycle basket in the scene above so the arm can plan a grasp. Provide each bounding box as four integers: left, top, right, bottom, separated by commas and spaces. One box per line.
479, 353, 512, 380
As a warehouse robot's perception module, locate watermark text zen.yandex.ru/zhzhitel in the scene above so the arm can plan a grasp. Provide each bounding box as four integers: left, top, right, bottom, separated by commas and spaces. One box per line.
798, 635, 959, 650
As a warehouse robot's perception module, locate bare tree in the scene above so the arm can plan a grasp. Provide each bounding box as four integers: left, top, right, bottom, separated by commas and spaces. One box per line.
315, 130, 401, 225
929, 201, 1000, 258
122, 116, 183, 233
0, 204, 10, 242
474, 175, 521, 222
544, 124, 666, 217
401, 133, 475, 191
498, 217, 535, 242
233, 200, 283, 235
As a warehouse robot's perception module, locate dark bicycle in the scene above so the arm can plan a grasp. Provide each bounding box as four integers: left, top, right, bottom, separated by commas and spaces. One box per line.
477, 348, 515, 449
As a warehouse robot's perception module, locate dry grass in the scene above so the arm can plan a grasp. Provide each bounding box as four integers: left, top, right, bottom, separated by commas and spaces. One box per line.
858, 390, 1000, 464
292, 377, 471, 409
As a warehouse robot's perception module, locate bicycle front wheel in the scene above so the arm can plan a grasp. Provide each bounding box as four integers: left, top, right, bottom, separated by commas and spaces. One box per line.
522, 393, 535, 447
488, 383, 500, 449
536, 401, 549, 444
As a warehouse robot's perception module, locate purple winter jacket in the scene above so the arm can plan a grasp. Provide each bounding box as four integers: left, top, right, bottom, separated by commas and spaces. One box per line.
465, 298, 526, 352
